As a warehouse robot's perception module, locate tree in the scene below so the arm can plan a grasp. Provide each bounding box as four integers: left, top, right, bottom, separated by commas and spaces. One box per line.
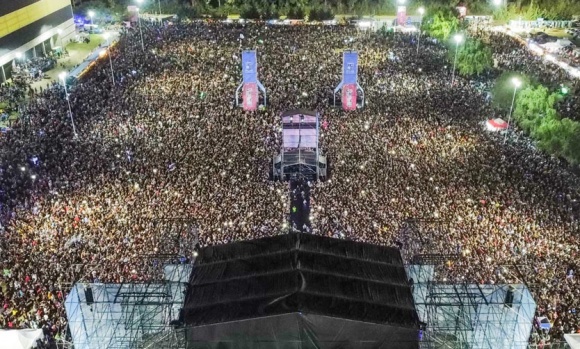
492, 72, 530, 111
240, 4, 260, 19
424, 7, 460, 40
262, 4, 280, 19
287, 6, 305, 19
513, 85, 557, 134
454, 38, 492, 76
562, 125, 580, 164
309, 6, 334, 21
511, 83, 580, 164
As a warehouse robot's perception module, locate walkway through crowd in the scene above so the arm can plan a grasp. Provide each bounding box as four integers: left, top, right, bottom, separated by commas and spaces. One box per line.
289, 179, 311, 233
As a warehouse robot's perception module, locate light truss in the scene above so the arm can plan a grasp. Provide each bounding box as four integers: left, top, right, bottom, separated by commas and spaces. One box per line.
399, 218, 537, 349
64, 217, 198, 349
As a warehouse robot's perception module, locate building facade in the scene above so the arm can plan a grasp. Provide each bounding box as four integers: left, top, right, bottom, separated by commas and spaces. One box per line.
0, 0, 75, 82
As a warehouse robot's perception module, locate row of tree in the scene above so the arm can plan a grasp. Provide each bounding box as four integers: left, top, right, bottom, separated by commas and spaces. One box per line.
238, 4, 335, 20
422, 8, 579, 164
75, 0, 336, 20
512, 84, 580, 164
493, 0, 580, 21
422, 8, 493, 76
77, 0, 580, 20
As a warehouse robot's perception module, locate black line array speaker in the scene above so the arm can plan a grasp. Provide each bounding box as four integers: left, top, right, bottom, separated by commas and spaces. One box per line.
85, 287, 94, 306
504, 286, 514, 308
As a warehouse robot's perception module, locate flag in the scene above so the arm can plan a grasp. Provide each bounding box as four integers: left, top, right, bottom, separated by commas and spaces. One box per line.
342, 84, 357, 111
242, 83, 258, 111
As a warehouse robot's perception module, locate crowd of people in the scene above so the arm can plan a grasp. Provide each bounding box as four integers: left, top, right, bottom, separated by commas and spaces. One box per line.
0, 20, 578, 347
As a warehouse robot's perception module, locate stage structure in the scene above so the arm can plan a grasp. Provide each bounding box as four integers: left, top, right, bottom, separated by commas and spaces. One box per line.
65, 264, 191, 349
333, 50, 365, 110
183, 233, 420, 349
64, 218, 199, 349
399, 219, 537, 349
235, 50, 266, 111
271, 109, 327, 181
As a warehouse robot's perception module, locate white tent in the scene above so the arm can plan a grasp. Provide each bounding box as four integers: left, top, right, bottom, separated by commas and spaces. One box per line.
540, 42, 561, 52
0, 329, 43, 349
486, 118, 509, 132
556, 38, 573, 47
565, 334, 580, 349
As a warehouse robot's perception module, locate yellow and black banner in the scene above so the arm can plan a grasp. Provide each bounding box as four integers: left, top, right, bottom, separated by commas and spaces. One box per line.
0, 0, 72, 57
0, 0, 71, 39
0, 0, 41, 17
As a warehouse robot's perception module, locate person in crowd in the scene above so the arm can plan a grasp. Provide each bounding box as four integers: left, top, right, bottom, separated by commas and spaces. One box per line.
0, 21, 578, 345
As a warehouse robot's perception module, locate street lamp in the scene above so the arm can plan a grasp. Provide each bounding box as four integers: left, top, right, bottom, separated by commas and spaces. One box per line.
135, 2, 145, 51
88, 10, 95, 25
451, 34, 463, 85
417, 7, 425, 55
504, 77, 522, 144
58, 72, 78, 138
100, 48, 115, 85
14, 52, 25, 69
99, 32, 114, 83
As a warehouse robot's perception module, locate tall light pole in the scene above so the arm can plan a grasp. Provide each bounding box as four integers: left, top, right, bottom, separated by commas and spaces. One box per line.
58, 72, 78, 138
417, 7, 425, 55
135, 1, 145, 51
504, 77, 522, 144
158, 0, 162, 15
451, 34, 463, 85
88, 10, 95, 26
101, 33, 115, 85
100, 49, 115, 84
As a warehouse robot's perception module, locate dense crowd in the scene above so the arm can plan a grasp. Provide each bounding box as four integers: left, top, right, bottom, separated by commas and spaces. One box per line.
0, 21, 578, 346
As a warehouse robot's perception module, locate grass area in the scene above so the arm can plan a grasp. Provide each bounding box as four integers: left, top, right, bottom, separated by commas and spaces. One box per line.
530, 28, 580, 46
531, 28, 569, 38
66, 34, 106, 55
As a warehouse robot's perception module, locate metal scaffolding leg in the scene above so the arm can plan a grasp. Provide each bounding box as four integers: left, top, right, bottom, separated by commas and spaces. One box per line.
400, 218, 536, 349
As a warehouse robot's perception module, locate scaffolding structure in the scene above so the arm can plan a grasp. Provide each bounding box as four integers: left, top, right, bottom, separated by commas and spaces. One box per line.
271, 109, 327, 181
399, 219, 537, 349
64, 218, 198, 349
